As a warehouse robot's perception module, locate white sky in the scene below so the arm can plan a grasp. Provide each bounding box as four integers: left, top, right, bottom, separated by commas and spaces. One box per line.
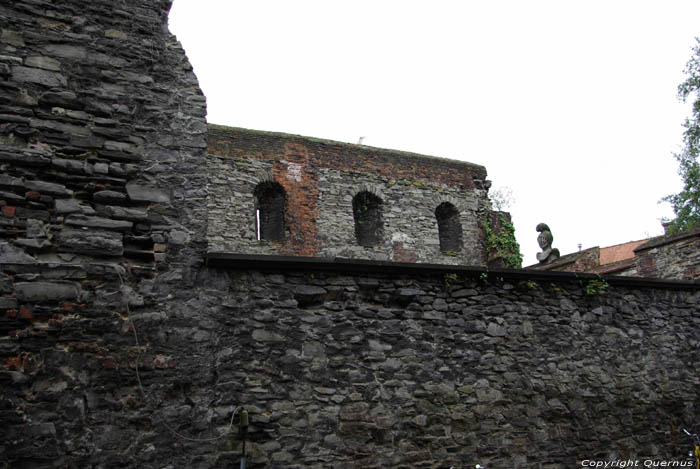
168, 0, 699, 265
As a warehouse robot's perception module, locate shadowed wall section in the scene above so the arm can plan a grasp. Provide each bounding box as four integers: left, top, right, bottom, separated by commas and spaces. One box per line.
0, 1, 699, 468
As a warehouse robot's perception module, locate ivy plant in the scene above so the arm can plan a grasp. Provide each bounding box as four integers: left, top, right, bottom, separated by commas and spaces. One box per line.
484, 214, 523, 269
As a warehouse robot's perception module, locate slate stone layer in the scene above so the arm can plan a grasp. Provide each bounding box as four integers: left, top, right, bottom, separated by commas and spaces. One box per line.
0, 0, 209, 465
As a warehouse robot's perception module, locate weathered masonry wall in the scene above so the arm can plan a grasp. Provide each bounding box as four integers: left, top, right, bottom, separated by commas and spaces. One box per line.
0, 0, 208, 268
207, 125, 491, 265
202, 260, 700, 468
0, 0, 209, 466
635, 230, 700, 280
2, 1, 700, 468
7, 253, 699, 468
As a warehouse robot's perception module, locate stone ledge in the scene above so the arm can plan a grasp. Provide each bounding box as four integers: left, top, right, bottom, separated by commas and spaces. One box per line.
634, 228, 700, 252
205, 252, 700, 290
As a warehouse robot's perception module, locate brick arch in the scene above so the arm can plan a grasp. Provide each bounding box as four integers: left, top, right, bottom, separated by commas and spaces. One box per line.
430, 194, 466, 214
348, 183, 384, 202
252, 169, 276, 186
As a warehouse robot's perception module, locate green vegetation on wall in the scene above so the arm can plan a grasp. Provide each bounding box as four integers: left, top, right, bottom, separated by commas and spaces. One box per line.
484, 214, 523, 269
585, 278, 609, 296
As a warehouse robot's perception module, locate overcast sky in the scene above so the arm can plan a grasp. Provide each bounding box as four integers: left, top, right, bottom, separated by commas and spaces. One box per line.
168, 0, 699, 265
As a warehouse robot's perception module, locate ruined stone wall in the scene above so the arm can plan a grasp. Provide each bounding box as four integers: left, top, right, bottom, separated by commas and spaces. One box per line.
2, 2, 700, 468
207, 125, 490, 265
635, 230, 700, 280
0, 0, 209, 466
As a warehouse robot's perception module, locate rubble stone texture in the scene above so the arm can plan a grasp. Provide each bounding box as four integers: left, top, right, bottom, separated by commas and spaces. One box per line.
0, 1, 699, 468
635, 230, 700, 280
207, 125, 491, 265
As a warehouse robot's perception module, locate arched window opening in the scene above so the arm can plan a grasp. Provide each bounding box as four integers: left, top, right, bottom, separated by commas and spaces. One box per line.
435, 202, 462, 253
352, 191, 383, 247
254, 181, 286, 242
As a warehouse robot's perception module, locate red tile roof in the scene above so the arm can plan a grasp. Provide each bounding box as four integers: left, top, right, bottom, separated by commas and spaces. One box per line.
599, 239, 648, 265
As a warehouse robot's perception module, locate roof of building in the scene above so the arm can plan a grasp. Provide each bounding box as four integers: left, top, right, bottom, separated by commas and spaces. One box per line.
599, 239, 648, 265
588, 257, 636, 275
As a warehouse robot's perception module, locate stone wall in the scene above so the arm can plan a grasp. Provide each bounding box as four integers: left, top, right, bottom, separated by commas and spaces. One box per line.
635, 230, 700, 280
0, 0, 210, 466
527, 247, 601, 273
10, 250, 700, 468
202, 259, 700, 468
207, 125, 491, 265
2, 1, 700, 468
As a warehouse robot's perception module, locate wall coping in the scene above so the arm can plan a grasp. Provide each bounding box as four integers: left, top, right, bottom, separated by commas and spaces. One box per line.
206, 252, 700, 290
207, 124, 487, 173
634, 228, 700, 252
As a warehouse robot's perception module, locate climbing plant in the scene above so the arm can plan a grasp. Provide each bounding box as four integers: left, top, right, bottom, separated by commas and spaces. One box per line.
484, 214, 523, 269
585, 278, 609, 296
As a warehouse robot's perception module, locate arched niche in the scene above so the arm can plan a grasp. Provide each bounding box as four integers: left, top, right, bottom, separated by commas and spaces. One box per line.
352, 191, 383, 247
435, 202, 462, 253
254, 181, 286, 242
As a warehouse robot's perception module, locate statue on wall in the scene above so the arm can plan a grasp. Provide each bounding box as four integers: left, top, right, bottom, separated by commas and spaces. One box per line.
536, 223, 560, 264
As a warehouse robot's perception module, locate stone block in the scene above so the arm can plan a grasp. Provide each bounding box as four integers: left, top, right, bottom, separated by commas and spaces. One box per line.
452, 288, 477, 298
93, 190, 128, 204
252, 329, 284, 342
58, 229, 123, 256
51, 158, 86, 174
43, 44, 87, 60
1, 30, 24, 47
39, 90, 81, 109
0, 190, 24, 203
55, 198, 81, 214
30, 118, 90, 137
125, 182, 170, 204
0, 149, 51, 167
99, 205, 148, 221
15, 281, 78, 302
294, 285, 327, 307
25, 56, 61, 71
25, 180, 71, 197
486, 322, 507, 337
168, 230, 189, 245
65, 215, 132, 231
104, 29, 127, 39
12, 66, 66, 87
0, 241, 36, 263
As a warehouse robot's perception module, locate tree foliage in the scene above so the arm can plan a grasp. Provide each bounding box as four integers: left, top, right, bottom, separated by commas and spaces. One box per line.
490, 186, 515, 211
663, 38, 700, 234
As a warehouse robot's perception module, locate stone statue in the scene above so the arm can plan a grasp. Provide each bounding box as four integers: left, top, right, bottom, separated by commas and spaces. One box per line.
536, 223, 560, 264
